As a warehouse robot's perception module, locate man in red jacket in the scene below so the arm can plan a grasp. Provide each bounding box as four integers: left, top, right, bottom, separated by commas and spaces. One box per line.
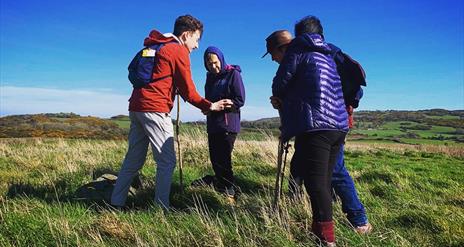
111, 15, 232, 209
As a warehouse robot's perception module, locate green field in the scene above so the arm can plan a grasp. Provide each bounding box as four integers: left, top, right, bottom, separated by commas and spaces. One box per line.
111, 119, 131, 130
1, 132, 463, 246
350, 119, 463, 145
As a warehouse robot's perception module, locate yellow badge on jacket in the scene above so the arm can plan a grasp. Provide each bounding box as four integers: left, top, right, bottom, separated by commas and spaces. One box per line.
142, 48, 156, 57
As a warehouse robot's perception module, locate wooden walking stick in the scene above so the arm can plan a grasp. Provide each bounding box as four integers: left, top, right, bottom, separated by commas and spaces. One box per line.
175, 93, 184, 194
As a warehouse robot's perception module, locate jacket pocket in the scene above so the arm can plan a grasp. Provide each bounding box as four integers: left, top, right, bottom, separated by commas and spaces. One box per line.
281, 100, 313, 141
153, 112, 173, 136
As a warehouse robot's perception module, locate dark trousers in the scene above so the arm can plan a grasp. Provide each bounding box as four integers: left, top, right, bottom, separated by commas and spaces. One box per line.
208, 132, 237, 189
290, 143, 368, 226
291, 130, 346, 222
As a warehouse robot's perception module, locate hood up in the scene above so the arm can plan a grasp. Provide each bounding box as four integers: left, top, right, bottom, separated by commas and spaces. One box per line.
143, 30, 177, 47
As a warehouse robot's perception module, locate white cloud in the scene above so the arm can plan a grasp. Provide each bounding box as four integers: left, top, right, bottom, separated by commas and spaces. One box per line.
0, 86, 129, 118
0, 86, 277, 121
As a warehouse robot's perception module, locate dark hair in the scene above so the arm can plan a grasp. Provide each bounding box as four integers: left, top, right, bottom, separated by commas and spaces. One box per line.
173, 15, 203, 37
294, 15, 323, 37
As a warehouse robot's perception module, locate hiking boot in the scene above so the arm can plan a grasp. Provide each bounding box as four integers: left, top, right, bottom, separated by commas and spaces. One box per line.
312, 221, 335, 245
225, 187, 235, 197
224, 187, 236, 204
224, 186, 235, 197
354, 223, 372, 234
324, 241, 336, 247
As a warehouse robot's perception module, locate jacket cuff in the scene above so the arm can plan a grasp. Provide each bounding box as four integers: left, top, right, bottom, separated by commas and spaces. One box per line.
198, 99, 212, 112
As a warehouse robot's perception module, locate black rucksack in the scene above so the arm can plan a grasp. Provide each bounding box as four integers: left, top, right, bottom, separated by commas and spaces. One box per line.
329, 44, 367, 108
74, 174, 138, 203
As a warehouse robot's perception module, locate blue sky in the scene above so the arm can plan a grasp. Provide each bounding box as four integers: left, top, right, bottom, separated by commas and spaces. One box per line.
1, 0, 463, 121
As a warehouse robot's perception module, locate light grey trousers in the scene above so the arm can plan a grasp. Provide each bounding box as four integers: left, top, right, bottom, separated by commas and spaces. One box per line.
111, 111, 176, 208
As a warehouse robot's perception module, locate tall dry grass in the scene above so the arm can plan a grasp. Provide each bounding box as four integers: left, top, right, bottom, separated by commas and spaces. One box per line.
1, 131, 463, 246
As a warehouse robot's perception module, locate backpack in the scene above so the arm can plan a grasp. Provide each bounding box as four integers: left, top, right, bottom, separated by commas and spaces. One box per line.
328, 44, 367, 108
74, 173, 139, 203
128, 42, 173, 89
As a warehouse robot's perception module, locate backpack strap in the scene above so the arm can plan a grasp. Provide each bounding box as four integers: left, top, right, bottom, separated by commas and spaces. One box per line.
145, 41, 177, 84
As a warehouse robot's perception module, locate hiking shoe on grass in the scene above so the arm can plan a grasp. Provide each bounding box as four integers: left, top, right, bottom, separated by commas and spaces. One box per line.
224, 187, 235, 198
224, 187, 236, 204
355, 223, 372, 234
324, 241, 336, 247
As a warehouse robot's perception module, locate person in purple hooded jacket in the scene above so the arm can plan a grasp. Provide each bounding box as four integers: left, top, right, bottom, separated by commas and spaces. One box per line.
192, 46, 245, 199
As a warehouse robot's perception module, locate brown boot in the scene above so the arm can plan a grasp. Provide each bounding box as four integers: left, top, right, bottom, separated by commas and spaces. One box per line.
312, 221, 336, 246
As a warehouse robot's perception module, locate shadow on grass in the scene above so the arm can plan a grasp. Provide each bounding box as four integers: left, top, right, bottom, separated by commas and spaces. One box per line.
5, 166, 274, 215
168, 174, 273, 213
358, 170, 395, 183
6, 167, 133, 208
388, 211, 443, 234
6, 180, 70, 202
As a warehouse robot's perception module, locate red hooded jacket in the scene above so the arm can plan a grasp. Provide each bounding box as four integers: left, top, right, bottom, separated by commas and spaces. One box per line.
128, 30, 211, 112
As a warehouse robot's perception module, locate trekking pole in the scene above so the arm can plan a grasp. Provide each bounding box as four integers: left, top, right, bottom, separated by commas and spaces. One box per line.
279, 142, 291, 197
272, 137, 284, 210
272, 110, 285, 210
175, 93, 184, 194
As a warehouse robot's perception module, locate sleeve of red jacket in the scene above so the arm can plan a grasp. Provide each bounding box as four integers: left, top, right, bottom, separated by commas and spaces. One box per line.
172, 47, 212, 111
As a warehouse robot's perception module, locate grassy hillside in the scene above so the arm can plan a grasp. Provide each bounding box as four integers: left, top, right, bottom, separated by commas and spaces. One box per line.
1, 130, 463, 246
0, 113, 127, 139
350, 110, 464, 144
240, 109, 464, 145
172, 109, 464, 144
1, 109, 462, 144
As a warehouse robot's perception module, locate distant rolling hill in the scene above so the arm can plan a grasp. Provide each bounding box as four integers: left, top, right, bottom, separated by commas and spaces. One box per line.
0, 113, 126, 139
1, 109, 463, 144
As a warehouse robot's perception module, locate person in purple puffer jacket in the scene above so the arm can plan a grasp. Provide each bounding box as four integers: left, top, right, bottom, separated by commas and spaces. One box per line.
264, 29, 372, 238
269, 16, 348, 246
192, 46, 245, 199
